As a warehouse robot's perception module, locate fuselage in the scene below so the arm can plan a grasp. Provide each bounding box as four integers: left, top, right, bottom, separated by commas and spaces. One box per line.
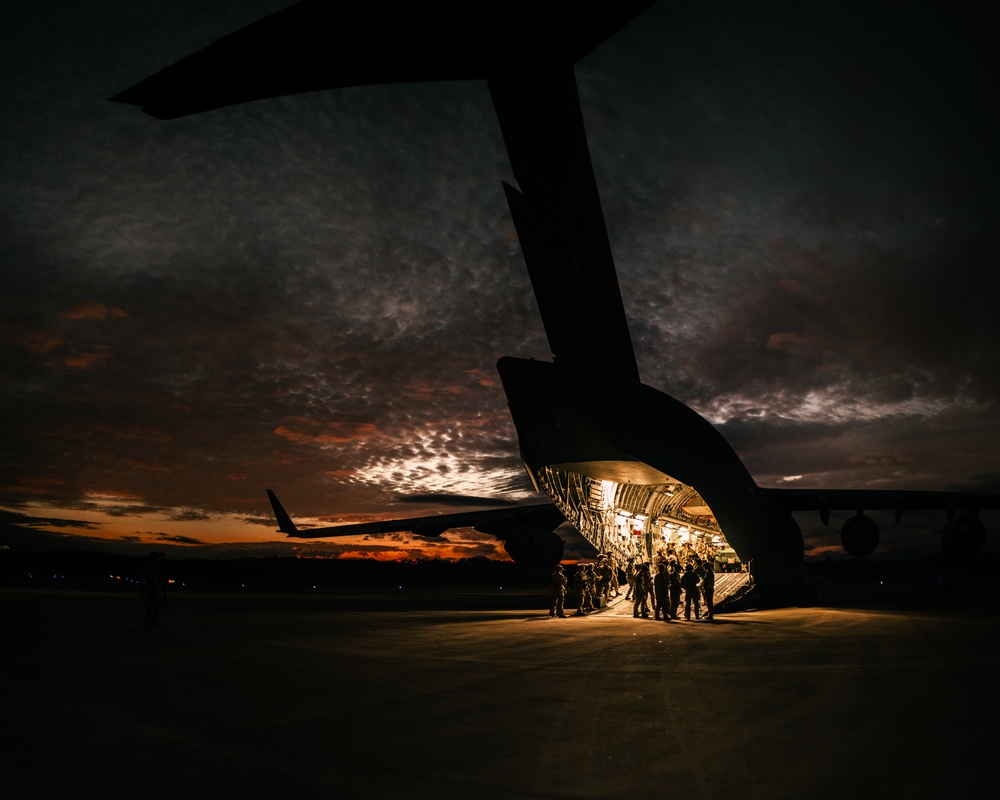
497, 356, 808, 595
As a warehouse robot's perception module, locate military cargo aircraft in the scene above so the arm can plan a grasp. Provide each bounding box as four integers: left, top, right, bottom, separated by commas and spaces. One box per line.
113, 1, 997, 602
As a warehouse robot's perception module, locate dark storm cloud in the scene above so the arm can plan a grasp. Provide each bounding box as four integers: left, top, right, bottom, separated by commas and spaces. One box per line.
678, 229, 1000, 405
2, 0, 545, 523
567, 0, 999, 500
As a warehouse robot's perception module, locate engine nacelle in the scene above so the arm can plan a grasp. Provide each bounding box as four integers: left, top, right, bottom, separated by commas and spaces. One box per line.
940, 514, 987, 556
841, 513, 879, 558
498, 529, 564, 567
475, 513, 567, 568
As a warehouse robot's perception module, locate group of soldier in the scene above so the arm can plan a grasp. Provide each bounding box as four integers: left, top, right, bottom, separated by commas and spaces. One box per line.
627, 557, 715, 621
549, 552, 716, 622
547, 552, 620, 618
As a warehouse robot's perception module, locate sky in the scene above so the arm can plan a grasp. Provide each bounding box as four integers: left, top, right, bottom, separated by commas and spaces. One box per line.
2, 0, 997, 562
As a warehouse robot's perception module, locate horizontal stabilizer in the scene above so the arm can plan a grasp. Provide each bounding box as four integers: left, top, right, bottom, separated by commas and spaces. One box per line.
110, 0, 657, 119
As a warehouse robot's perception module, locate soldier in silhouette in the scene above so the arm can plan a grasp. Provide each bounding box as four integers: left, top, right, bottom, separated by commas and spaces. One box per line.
624, 558, 636, 600
572, 564, 588, 615
549, 564, 568, 617
632, 562, 652, 618
653, 562, 671, 622
681, 562, 702, 621
701, 558, 716, 621
607, 553, 621, 597
668, 559, 682, 619
594, 554, 612, 606
582, 563, 597, 612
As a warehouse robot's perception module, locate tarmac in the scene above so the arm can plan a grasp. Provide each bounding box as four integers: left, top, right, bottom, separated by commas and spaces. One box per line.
3, 583, 997, 799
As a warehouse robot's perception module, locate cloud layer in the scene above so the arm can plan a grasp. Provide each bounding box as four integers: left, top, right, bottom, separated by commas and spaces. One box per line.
2, 1, 997, 558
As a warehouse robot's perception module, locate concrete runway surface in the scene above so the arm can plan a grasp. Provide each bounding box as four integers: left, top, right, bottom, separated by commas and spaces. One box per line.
2, 586, 997, 799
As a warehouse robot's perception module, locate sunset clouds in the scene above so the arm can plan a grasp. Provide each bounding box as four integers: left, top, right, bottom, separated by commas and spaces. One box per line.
2, 1, 996, 559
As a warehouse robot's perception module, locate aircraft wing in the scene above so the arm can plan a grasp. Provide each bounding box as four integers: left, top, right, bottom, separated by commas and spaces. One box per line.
266, 489, 567, 565
268, 486, 561, 537
761, 487, 1000, 524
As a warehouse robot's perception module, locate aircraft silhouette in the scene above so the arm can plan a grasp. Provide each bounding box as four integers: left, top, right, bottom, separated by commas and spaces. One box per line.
113, 1, 997, 602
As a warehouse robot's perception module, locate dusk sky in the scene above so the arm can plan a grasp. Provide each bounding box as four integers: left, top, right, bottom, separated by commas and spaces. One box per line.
2, 1, 997, 562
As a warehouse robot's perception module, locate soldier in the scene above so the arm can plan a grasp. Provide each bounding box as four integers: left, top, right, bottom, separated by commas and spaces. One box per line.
549, 564, 568, 617
572, 564, 588, 615
594, 554, 612, 607
632, 562, 652, 618
701, 557, 716, 621
681, 563, 702, 620
583, 563, 597, 612
608, 553, 621, 597
668, 559, 682, 620
653, 562, 671, 622
624, 558, 636, 600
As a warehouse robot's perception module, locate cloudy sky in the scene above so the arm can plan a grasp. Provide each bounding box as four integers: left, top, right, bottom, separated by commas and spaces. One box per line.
2, 0, 997, 561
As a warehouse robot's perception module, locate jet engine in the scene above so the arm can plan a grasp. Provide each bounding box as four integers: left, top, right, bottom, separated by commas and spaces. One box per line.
840, 513, 879, 558
474, 516, 565, 568
499, 528, 566, 567
940, 513, 987, 556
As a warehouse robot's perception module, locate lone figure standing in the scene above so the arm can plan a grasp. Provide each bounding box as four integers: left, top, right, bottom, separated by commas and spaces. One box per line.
681, 563, 702, 621
549, 564, 568, 617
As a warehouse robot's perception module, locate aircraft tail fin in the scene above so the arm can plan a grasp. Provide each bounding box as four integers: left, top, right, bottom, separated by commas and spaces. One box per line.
503, 182, 639, 380
266, 489, 299, 535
